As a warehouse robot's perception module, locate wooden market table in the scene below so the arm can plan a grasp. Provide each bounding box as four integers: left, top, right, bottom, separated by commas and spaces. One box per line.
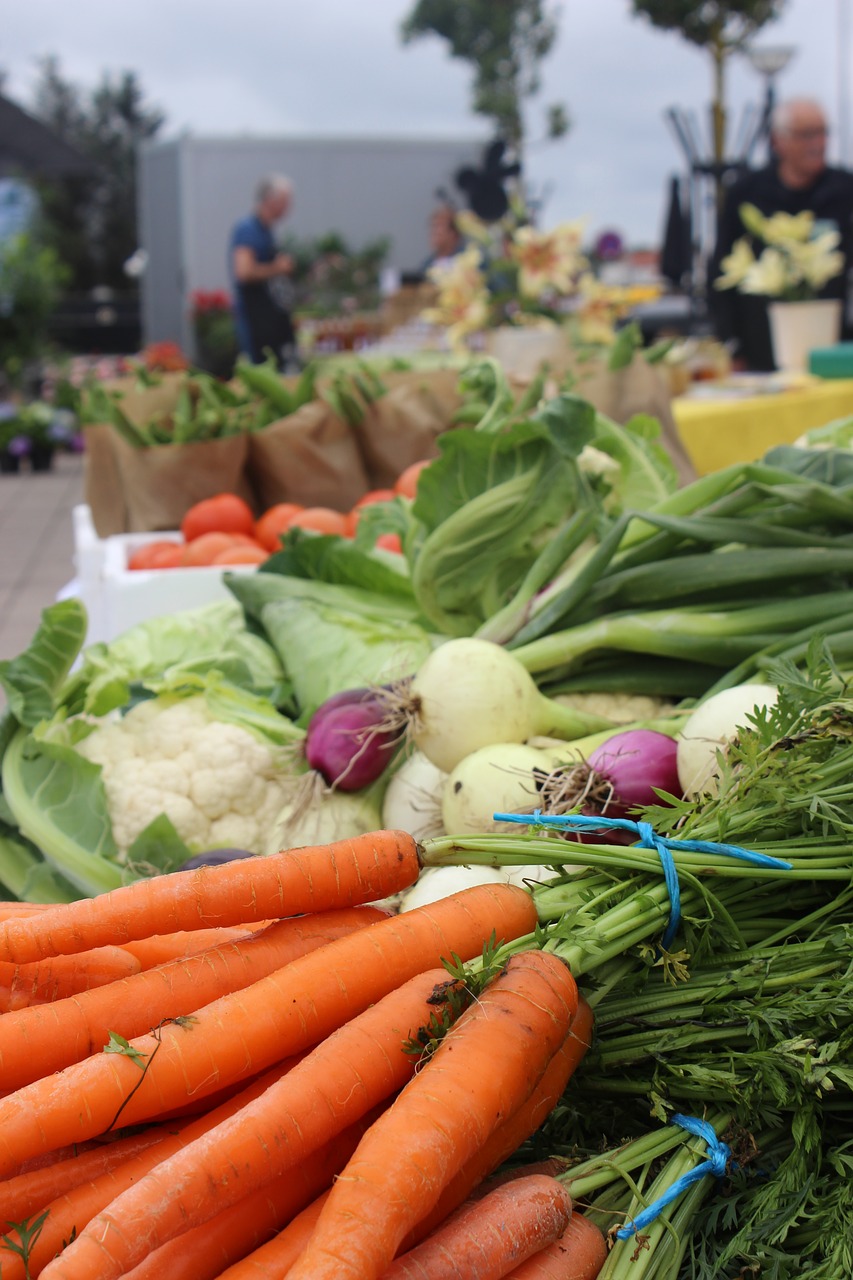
672, 376, 853, 475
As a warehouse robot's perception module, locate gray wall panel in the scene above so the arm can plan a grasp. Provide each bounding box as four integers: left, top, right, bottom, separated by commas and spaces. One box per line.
139, 133, 486, 350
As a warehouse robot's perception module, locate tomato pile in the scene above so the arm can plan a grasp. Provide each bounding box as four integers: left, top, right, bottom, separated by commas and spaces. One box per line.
126, 460, 429, 571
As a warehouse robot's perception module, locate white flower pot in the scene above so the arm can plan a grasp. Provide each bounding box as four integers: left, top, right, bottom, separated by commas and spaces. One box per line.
485, 325, 567, 378
767, 299, 842, 373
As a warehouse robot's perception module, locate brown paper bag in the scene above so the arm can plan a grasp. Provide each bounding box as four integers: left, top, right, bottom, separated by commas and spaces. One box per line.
111, 434, 255, 532
83, 423, 128, 538
246, 401, 370, 513
352, 369, 463, 488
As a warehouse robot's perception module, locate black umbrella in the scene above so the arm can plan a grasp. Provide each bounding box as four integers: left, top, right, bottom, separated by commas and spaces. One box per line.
660, 175, 693, 290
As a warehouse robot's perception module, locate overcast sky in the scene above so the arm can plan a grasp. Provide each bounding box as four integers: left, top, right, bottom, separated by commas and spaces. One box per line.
1, 0, 847, 247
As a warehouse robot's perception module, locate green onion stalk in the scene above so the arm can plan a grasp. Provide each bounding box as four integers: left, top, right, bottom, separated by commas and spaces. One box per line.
473, 449, 853, 711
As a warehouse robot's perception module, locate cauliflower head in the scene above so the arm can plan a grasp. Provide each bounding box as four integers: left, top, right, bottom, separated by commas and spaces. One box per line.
76, 695, 294, 857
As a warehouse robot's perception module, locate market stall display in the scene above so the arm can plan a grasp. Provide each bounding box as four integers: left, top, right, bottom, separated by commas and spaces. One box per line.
1, 358, 853, 1276
673, 371, 853, 473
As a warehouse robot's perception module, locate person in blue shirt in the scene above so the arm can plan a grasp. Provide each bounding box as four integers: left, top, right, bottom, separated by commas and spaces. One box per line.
229, 175, 297, 366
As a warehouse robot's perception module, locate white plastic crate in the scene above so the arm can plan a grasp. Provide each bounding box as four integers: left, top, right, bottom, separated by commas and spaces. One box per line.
66, 504, 257, 644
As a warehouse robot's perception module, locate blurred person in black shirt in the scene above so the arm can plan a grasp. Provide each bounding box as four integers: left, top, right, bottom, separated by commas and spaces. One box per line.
708, 98, 853, 370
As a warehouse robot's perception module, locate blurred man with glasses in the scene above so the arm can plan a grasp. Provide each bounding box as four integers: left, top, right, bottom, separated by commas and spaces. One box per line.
709, 98, 853, 370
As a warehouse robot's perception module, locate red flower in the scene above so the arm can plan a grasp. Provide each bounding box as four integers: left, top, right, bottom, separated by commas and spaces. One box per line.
191, 289, 232, 314
142, 341, 190, 372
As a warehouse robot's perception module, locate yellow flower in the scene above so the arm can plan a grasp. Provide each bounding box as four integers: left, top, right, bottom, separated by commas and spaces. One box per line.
739, 202, 818, 245
758, 209, 815, 246
426, 245, 487, 296
741, 248, 790, 296
453, 209, 493, 245
422, 246, 490, 347
787, 232, 845, 290
714, 238, 755, 290
510, 221, 587, 299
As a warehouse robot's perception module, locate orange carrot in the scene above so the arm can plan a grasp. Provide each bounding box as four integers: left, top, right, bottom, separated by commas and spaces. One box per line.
400, 996, 594, 1251
0, 902, 54, 920
0, 830, 421, 964
117, 1112, 381, 1280
504, 1213, 608, 1279
0, 882, 535, 1178
118, 925, 267, 968
0, 1126, 173, 1224
286, 949, 579, 1280
381, 1174, 574, 1279
38, 968, 464, 1279
0, 906, 389, 1093
0, 946, 141, 1012
213, 1192, 332, 1280
0, 1063, 297, 1280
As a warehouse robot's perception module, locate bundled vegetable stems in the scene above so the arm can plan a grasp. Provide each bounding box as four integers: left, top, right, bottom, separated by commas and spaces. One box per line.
80, 357, 319, 446
419, 642, 853, 1276
498, 449, 853, 697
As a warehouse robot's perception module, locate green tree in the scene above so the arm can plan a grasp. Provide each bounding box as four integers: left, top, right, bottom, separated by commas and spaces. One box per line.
400, 0, 567, 157
0, 232, 69, 389
632, 1, 786, 198
30, 57, 165, 294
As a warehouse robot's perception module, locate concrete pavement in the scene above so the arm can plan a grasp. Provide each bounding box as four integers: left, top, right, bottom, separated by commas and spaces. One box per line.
0, 452, 85, 662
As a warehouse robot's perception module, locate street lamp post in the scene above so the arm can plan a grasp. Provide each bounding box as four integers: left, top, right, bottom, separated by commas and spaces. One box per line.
743, 44, 797, 164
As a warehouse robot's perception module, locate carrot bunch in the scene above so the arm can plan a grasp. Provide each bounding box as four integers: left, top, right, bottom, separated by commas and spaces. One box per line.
0, 829, 604, 1280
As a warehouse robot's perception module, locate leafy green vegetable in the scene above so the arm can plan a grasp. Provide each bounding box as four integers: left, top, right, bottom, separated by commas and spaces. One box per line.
1, 726, 123, 895
124, 815, 192, 879
0, 598, 87, 728
62, 599, 288, 717
0, 831, 80, 902
606, 319, 643, 370
258, 596, 435, 717
591, 412, 679, 513
0, 600, 303, 899
256, 528, 414, 599
409, 396, 595, 634
792, 414, 853, 451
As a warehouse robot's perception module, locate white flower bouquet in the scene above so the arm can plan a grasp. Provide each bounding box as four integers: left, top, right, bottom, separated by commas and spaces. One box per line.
714, 203, 845, 301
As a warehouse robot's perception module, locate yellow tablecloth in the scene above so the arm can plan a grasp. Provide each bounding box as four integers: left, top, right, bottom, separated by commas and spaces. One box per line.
672, 377, 853, 475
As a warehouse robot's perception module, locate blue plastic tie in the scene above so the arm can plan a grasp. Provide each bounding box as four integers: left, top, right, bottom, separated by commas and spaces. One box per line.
492, 810, 792, 951
614, 1114, 732, 1240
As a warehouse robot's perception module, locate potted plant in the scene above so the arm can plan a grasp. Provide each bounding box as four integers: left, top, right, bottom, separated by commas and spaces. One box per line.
190, 291, 239, 379
0, 408, 29, 474
0, 402, 78, 473
713, 204, 845, 372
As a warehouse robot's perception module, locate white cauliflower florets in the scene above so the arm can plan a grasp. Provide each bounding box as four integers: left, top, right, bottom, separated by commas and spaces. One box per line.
76, 696, 292, 857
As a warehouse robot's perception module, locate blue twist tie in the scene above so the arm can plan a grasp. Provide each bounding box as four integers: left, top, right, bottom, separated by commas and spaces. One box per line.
615, 1114, 731, 1240
492, 810, 792, 951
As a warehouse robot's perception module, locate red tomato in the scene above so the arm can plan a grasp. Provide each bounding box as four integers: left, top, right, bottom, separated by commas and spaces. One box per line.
353, 488, 397, 509
345, 488, 397, 537
374, 532, 403, 554
127, 540, 183, 571
211, 543, 269, 566
180, 494, 256, 543
180, 532, 253, 566
255, 503, 305, 552
394, 460, 431, 500
287, 507, 349, 537
147, 544, 185, 569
